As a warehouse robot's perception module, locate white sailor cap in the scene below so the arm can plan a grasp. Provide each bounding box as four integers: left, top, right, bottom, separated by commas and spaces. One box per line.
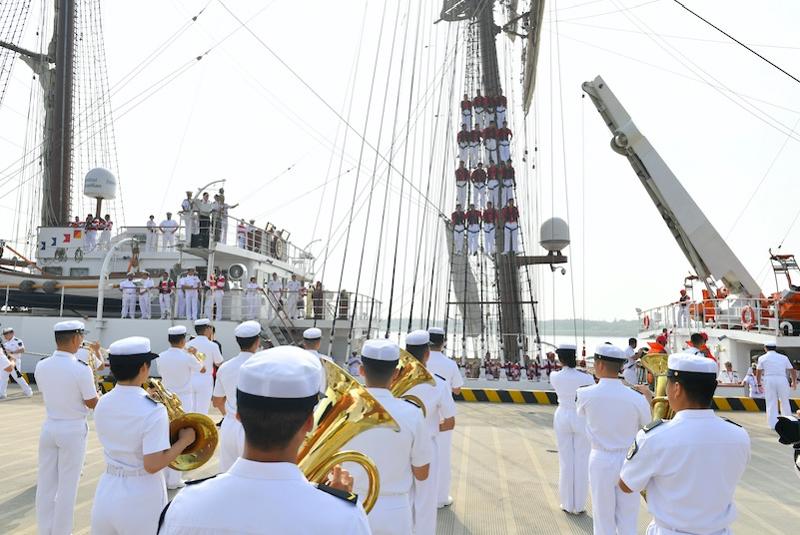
303, 327, 322, 340
428, 327, 445, 335
556, 344, 578, 359
194, 318, 211, 327
54, 320, 86, 333
2, 327, 13, 334
235, 320, 261, 338
236, 346, 322, 410
108, 336, 158, 362
594, 344, 625, 361
427, 327, 446, 344
667, 352, 718, 376
361, 339, 400, 362
557, 343, 577, 352
168, 326, 187, 336
764, 340, 778, 349
406, 330, 430, 346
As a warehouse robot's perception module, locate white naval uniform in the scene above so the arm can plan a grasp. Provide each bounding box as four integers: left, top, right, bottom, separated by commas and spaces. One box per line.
139, 278, 154, 319
146, 219, 158, 251
176, 276, 186, 318
620, 410, 751, 535
266, 279, 283, 321
406, 374, 457, 535
550, 367, 595, 514
34, 350, 97, 535
186, 335, 224, 415
159, 459, 371, 534
120, 279, 138, 318
91, 385, 171, 535
183, 275, 201, 321
343, 388, 433, 535
1, 337, 33, 397
161, 218, 179, 249
180, 199, 193, 245
286, 279, 302, 320
757, 350, 794, 428
244, 282, 260, 319
213, 351, 255, 472
426, 350, 464, 507
576, 378, 651, 535
622, 346, 639, 385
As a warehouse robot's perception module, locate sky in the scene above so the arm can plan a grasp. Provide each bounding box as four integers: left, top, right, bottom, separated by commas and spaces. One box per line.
1, 0, 799, 325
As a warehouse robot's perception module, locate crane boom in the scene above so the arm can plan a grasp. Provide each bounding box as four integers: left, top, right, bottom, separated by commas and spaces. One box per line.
582, 76, 762, 298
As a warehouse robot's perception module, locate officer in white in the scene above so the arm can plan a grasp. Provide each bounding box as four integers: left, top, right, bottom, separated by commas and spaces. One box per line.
619, 352, 751, 535
0, 345, 14, 399
576, 344, 651, 535
266, 272, 284, 321
1, 327, 33, 397
303, 327, 334, 364
244, 276, 260, 319
756, 341, 797, 429
157, 326, 203, 490
212, 321, 262, 472
139, 271, 155, 319
343, 339, 433, 535
160, 212, 179, 250
622, 338, 640, 385
550, 343, 595, 515
186, 319, 224, 415
404, 330, 456, 535
34, 321, 98, 535
158, 346, 371, 534
183, 268, 201, 321
146, 215, 158, 252
286, 273, 303, 320
180, 191, 194, 246
176, 272, 186, 319
425, 327, 463, 509
119, 272, 138, 319
91, 337, 196, 535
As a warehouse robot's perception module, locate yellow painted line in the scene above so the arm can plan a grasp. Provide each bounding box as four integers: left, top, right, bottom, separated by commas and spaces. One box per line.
484, 389, 502, 403
533, 391, 551, 404
739, 398, 760, 412
509, 390, 525, 403
714, 398, 732, 411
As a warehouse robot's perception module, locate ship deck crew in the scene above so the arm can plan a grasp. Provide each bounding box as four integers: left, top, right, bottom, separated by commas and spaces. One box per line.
501, 160, 515, 206
756, 341, 797, 429
158, 346, 371, 534
195, 192, 213, 247
487, 162, 500, 208
460, 93, 473, 130
471, 163, 487, 209
161, 212, 179, 250
500, 198, 520, 255
343, 339, 432, 535
472, 90, 487, 129
550, 344, 595, 515
158, 272, 175, 319
186, 319, 224, 415
576, 344, 651, 535
497, 121, 513, 163
465, 204, 482, 256
266, 272, 284, 322
244, 276, 260, 319
494, 90, 507, 126
468, 128, 481, 168
183, 269, 201, 321
98, 214, 113, 249
90, 336, 196, 535
425, 327, 463, 509
203, 275, 215, 319
622, 338, 639, 385
455, 161, 470, 207
405, 330, 457, 535
286, 274, 302, 320
619, 352, 751, 535
718, 361, 740, 385
146, 215, 158, 252
457, 125, 470, 162
119, 272, 138, 319
212, 321, 262, 472
676, 289, 690, 327
157, 326, 203, 490
180, 191, 195, 246
85, 214, 98, 251
175, 272, 186, 319
1, 327, 33, 397
451, 205, 466, 256
34, 321, 98, 535
482, 122, 498, 164
212, 273, 226, 321
482, 202, 497, 255
139, 271, 155, 319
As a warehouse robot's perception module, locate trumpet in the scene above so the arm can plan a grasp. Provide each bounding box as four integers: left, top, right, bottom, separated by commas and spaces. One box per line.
185, 346, 206, 370
81, 341, 108, 390
389, 350, 435, 417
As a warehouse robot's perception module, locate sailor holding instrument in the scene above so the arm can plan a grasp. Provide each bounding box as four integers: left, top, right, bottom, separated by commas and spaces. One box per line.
186, 319, 224, 415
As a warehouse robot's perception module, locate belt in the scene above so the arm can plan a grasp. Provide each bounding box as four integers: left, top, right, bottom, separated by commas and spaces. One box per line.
379, 490, 410, 498
484, 224, 495, 230
105, 465, 150, 478
764, 374, 787, 377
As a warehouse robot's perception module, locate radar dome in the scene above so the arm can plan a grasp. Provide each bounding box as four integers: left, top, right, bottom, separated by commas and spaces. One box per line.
83, 168, 117, 200
540, 217, 570, 252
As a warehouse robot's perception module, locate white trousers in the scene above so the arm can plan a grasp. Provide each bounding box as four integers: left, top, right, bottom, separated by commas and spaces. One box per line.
588, 449, 639, 535
468, 144, 480, 168
369, 494, 413, 535
504, 223, 519, 254
437, 430, 454, 506
458, 144, 468, 163
219, 417, 245, 473
484, 225, 496, 255
164, 233, 176, 250
267, 293, 281, 320
159, 293, 172, 319
453, 226, 465, 255
191, 375, 213, 415
496, 107, 506, 125
487, 180, 500, 207
36, 419, 88, 535
139, 293, 151, 319
181, 214, 192, 244
502, 179, 515, 206
0, 366, 32, 397
91, 471, 167, 535
244, 294, 258, 319
474, 108, 485, 129
677, 307, 688, 327
554, 407, 590, 513
85, 231, 97, 251
203, 292, 213, 319
461, 110, 472, 131
185, 291, 198, 321
287, 294, 299, 320
213, 290, 224, 321
146, 232, 157, 252
99, 230, 111, 249
413, 435, 439, 535
176, 290, 185, 318
473, 184, 486, 208
456, 182, 467, 208
764, 376, 792, 429
467, 225, 480, 255
121, 294, 136, 318
499, 141, 510, 163
644, 521, 731, 535
484, 141, 498, 165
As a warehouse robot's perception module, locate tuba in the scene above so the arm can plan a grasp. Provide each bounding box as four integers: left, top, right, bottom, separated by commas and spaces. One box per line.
389, 349, 435, 416
639, 352, 674, 420
297, 359, 399, 513
145, 378, 219, 471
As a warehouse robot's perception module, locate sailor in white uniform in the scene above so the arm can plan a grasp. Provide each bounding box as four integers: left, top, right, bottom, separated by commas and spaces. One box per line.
176, 273, 186, 319
622, 338, 640, 385
244, 276, 260, 319
1, 327, 33, 397
404, 330, 457, 535
34, 321, 98, 535
619, 352, 751, 535
303, 327, 334, 365
186, 319, 224, 415
119, 272, 138, 319
425, 327, 463, 509
139, 271, 155, 319
576, 344, 651, 535
91, 337, 196, 535
158, 346, 371, 535
286, 273, 303, 320
212, 321, 262, 472
183, 269, 201, 321
146, 215, 158, 252
157, 326, 203, 489
160, 212, 179, 250
756, 341, 797, 429
550, 343, 595, 515
266, 272, 284, 321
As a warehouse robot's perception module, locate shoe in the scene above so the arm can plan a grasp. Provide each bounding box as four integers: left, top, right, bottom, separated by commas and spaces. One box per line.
167, 480, 186, 490
437, 496, 454, 508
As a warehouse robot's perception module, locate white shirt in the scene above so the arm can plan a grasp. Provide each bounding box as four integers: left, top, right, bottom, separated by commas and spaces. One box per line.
94, 385, 170, 471
160, 459, 371, 534
147, 219, 157, 232
757, 350, 792, 377
141, 278, 154, 293
212, 352, 255, 415
183, 275, 201, 292
181, 199, 192, 213
0, 350, 11, 371
406, 375, 457, 439
186, 336, 224, 380
158, 347, 202, 395
718, 370, 740, 384
344, 388, 432, 497
620, 409, 750, 533
286, 279, 302, 294
75, 347, 90, 364
34, 350, 96, 420
245, 282, 259, 295
550, 367, 595, 410
2, 336, 23, 354
426, 350, 464, 391
267, 279, 283, 296
120, 279, 137, 296
161, 219, 178, 234
576, 378, 651, 451
176, 276, 186, 292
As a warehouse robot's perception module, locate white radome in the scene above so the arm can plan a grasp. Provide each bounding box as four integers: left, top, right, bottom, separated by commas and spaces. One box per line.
83, 168, 117, 200
539, 217, 570, 252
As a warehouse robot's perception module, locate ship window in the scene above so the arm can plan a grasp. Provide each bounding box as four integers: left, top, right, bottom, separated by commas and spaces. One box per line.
43, 267, 62, 276
70, 268, 89, 277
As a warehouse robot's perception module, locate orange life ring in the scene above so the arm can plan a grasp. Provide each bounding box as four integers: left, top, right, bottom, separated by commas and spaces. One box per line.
643, 315, 651, 329
741, 306, 756, 330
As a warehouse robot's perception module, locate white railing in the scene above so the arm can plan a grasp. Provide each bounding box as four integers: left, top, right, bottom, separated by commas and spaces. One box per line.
637, 297, 782, 335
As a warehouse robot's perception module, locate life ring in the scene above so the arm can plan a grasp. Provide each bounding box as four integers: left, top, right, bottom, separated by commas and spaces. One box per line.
74, 248, 84, 262
741, 306, 756, 330
642, 315, 651, 330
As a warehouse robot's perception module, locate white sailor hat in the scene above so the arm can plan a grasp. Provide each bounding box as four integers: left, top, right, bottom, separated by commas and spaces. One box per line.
594, 344, 625, 361
168, 326, 187, 336
108, 336, 158, 362
54, 320, 86, 333
557, 343, 577, 352
361, 339, 400, 362
764, 340, 778, 349
303, 327, 322, 340
235, 320, 261, 338
667, 352, 718, 377
2, 327, 13, 334
236, 346, 322, 410
428, 327, 445, 336
406, 330, 430, 346
427, 327, 446, 344
194, 318, 211, 327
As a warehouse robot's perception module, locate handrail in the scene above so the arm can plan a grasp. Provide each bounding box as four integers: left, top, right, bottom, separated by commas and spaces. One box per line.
637, 296, 782, 336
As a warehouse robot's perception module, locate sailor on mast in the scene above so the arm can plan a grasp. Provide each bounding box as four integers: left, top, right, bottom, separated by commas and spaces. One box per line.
451, 205, 466, 256
465, 204, 482, 256
501, 198, 520, 255
457, 125, 470, 163
482, 201, 497, 256
471, 162, 487, 209
455, 161, 470, 208
460, 93, 473, 131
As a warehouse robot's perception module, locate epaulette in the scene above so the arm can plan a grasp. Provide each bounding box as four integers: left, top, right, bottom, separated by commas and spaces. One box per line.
722, 417, 742, 428
316, 483, 358, 506
434, 373, 446, 381
626, 439, 639, 460
643, 419, 663, 433
144, 393, 159, 405
186, 474, 218, 486
77, 359, 89, 366
404, 398, 422, 409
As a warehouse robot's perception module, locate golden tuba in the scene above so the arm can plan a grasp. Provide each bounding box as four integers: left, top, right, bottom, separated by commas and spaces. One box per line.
639, 352, 674, 420
389, 349, 435, 416
297, 359, 399, 513
144, 378, 219, 471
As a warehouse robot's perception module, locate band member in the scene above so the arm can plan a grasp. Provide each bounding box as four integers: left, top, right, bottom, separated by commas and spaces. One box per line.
266, 272, 284, 321
460, 93, 472, 130
1, 327, 33, 397
286, 274, 302, 320
550, 344, 595, 515
455, 161, 470, 208
577, 344, 651, 535
139, 271, 154, 319
158, 346, 371, 534
501, 198, 520, 255
482, 201, 498, 256
244, 276, 260, 320
186, 319, 224, 415
756, 341, 797, 429
465, 203, 482, 256
471, 162, 487, 209
34, 321, 98, 535
468, 127, 481, 168
451, 204, 466, 255
183, 268, 201, 321
90, 337, 196, 534
158, 272, 175, 319
620, 353, 751, 534
212, 321, 262, 472
343, 339, 433, 535
457, 125, 470, 162
497, 120, 513, 163
302, 327, 333, 364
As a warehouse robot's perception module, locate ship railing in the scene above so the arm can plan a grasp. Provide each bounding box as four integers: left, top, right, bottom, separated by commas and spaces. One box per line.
637, 297, 781, 336
113, 225, 186, 253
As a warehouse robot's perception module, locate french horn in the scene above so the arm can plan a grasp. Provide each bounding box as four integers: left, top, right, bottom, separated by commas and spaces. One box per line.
389, 349, 435, 416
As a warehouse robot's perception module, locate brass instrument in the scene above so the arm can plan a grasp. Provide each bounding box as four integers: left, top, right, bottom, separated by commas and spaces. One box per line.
82, 341, 108, 391
297, 359, 399, 513
144, 378, 219, 471
389, 350, 435, 417
639, 352, 674, 420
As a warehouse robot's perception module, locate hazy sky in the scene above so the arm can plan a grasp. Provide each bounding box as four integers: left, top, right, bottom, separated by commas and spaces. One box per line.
1, 0, 799, 324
